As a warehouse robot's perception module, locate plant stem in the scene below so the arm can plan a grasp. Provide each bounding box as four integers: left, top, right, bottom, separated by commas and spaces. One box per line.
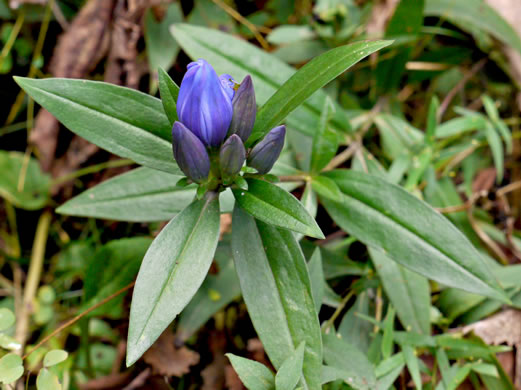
15, 210, 52, 353
322, 289, 355, 333
51, 158, 134, 187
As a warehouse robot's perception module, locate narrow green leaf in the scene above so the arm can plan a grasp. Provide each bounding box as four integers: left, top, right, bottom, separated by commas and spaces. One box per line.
43, 350, 68, 368
232, 206, 322, 390
0, 151, 50, 210
158, 67, 180, 125
232, 178, 324, 239
251, 40, 392, 143
370, 248, 431, 334
0, 354, 24, 384
482, 95, 513, 154
177, 242, 241, 342
57, 167, 194, 222
170, 23, 353, 138
322, 333, 377, 390
484, 122, 504, 183
127, 194, 220, 365
308, 248, 324, 314
275, 342, 305, 390
425, 0, 521, 55
310, 97, 337, 172
435, 115, 487, 138
36, 368, 61, 390
402, 345, 421, 390
338, 292, 372, 353
381, 306, 395, 360
14, 77, 178, 173
226, 354, 275, 390
425, 96, 439, 144
321, 170, 507, 302
311, 175, 343, 202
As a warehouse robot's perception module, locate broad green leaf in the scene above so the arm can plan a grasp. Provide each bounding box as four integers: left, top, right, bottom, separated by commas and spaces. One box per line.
310, 97, 338, 173
0, 353, 24, 384
374, 114, 424, 159
57, 167, 194, 222
43, 350, 68, 367
321, 170, 507, 301
36, 368, 61, 390
376, 363, 404, 390
226, 354, 275, 390
177, 242, 241, 342
251, 39, 392, 143
158, 67, 179, 125
232, 207, 322, 390
0, 151, 50, 210
14, 77, 179, 174
267, 25, 315, 45
370, 248, 431, 335
145, 3, 182, 83
275, 342, 305, 390
83, 238, 152, 317
375, 353, 405, 378
403, 345, 421, 390
0, 308, 15, 331
307, 248, 324, 314
232, 178, 324, 239
322, 333, 377, 390
170, 23, 353, 138
425, 0, 521, 55
126, 194, 220, 365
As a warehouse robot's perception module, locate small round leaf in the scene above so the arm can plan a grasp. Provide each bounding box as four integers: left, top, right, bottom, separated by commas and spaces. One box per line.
36, 368, 61, 390
0, 308, 15, 331
0, 353, 24, 384
43, 350, 68, 367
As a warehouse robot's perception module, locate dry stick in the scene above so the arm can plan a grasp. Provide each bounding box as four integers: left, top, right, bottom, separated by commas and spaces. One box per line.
467, 206, 509, 265
438, 58, 487, 120
23, 281, 135, 360
211, 0, 270, 50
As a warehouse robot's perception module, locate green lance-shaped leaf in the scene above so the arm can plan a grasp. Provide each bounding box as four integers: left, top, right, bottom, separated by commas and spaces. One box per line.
250, 39, 392, 144
14, 77, 179, 174
232, 178, 324, 239
126, 194, 220, 366
275, 342, 306, 390
57, 167, 195, 222
424, 0, 521, 55
226, 354, 275, 390
370, 248, 431, 335
158, 67, 180, 125
321, 169, 507, 302
232, 206, 322, 390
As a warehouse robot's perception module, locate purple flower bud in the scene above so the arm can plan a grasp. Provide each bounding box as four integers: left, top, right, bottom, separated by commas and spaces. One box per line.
228, 75, 256, 142
219, 74, 236, 100
219, 134, 245, 176
247, 125, 286, 174
177, 59, 233, 147
172, 121, 210, 183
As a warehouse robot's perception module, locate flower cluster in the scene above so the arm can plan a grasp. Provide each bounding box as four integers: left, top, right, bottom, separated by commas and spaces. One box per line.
172, 59, 285, 187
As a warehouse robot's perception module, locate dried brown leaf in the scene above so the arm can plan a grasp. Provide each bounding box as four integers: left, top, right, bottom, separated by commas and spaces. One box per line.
143, 331, 200, 377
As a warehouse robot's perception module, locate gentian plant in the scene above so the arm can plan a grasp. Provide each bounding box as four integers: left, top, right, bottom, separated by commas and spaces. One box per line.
13, 23, 510, 390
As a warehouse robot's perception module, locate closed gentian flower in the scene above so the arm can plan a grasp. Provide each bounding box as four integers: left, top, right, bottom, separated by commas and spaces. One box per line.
228, 75, 256, 142
177, 59, 233, 147
220, 134, 245, 176
219, 74, 236, 100
247, 125, 286, 174
172, 121, 210, 183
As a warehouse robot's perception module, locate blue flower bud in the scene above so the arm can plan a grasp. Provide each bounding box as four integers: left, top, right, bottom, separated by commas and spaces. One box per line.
219, 74, 236, 100
177, 59, 233, 147
247, 125, 286, 174
219, 134, 245, 176
228, 75, 256, 142
172, 121, 210, 183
